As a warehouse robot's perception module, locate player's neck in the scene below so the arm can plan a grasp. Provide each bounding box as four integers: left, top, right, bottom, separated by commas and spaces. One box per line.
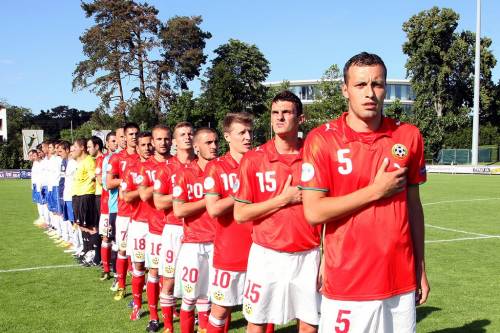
274, 133, 300, 154
154, 152, 170, 162
346, 111, 382, 133
126, 146, 136, 155
77, 153, 87, 162
176, 149, 196, 164
196, 156, 211, 171
229, 149, 243, 164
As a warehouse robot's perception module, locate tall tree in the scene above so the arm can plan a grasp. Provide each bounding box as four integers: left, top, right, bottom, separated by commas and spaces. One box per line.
202, 39, 270, 130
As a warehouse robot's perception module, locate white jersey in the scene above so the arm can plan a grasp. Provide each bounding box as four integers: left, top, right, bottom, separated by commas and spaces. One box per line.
48, 155, 62, 187
39, 157, 50, 187
31, 160, 42, 190
63, 159, 77, 201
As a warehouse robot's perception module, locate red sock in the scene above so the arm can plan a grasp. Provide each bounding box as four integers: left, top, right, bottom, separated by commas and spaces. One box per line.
224, 312, 231, 333
116, 256, 127, 289
160, 293, 175, 331
180, 309, 195, 333
146, 276, 160, 321
265, 323, 275, 333
207, 313, 229, 333
198, 311, 209, 330
131, 270, 145, 307
101, 243, 110, 273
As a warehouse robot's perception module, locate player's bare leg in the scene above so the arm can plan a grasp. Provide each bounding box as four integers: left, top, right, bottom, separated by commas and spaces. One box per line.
298, 320, 317, 333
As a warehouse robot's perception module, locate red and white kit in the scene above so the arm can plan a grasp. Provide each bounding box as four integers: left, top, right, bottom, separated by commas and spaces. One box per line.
234, 140, 321, 325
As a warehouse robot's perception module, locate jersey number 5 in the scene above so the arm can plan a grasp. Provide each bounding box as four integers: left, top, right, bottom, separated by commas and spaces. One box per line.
337, 149, 352, 175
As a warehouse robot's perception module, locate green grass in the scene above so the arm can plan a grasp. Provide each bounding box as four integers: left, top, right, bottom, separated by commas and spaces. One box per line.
1, 175, 499, 332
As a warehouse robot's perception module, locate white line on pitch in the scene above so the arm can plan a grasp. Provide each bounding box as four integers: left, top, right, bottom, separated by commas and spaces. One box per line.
425, 224, 500, 238
0, 264, 80, 273
426, 236, 499, 244
423, 197, 500, 206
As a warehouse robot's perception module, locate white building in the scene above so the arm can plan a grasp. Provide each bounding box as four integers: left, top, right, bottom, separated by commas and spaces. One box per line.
0, 106, 7, 142
264, 79, 415, 112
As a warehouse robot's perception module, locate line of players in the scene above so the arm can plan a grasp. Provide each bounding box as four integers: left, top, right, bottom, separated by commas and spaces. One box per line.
29, 52, 429, 333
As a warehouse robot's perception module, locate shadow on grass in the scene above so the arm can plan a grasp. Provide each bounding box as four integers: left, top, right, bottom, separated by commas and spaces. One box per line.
417, 306, 441, 323
429, 319, 491, 333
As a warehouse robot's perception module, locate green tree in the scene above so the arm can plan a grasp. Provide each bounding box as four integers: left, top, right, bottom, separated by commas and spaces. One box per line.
304, 64, 347, 133
0, 105, 35, 168
202, 39, 270, 132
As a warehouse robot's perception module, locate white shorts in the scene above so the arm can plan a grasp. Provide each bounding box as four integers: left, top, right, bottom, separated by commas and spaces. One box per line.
159, 224, 184, 278
126, 221, 149, 262
174, 242, 213, 300
115, 215, 131, 252
98, 214, 110, 236
242, 243, 321, 325
319, 291, 416, 333
146, 233, 163, 269
209, 268, 246, 306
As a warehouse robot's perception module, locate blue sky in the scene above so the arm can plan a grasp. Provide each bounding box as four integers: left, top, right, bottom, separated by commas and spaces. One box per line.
1, 0, 499, 113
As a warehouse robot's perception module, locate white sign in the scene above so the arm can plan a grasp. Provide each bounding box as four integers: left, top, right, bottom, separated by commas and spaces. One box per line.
426, 165, 500, 175
22, 129, 43, 160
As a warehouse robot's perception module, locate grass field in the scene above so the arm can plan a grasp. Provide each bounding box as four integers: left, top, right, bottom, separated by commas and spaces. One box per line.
0, 174, 499, 332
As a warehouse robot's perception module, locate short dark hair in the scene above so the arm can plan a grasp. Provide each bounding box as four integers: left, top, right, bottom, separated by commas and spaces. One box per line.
137, 131, 152, 139
74, 138, 88, 152
123, 122, 140, 133
152, 124, 171, 137
106, 131, 116, 142
89, 136, 104, 151
193, 127, 217, 142
271, 90, 303, 116
28, 149, 38, 155
223, 112, 253, 133
343, 52, 387, 84
59, 140, 71, 151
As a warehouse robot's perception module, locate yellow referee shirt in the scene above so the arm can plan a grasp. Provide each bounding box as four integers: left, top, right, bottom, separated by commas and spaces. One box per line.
72, 155, 96, 196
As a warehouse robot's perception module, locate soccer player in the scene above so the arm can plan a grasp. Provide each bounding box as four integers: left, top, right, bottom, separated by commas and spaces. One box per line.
172, 127, 218, 333
72, 138, 98, 264
301, 52, 430, 333
121, 132, 154, 320
203, 113, 254, 333
56, 141, 74, 248
154, 122, 197, 333
107, 122, 140, 300
88, 136, 105, 265
137, 125, 172, 332
30, 149, 45, 226
99, 131, 119, 280
233, 91, 322, 333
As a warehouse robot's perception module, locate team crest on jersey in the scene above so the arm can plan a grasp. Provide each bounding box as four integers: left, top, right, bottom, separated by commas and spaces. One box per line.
204, 177, 215, 190
106, 164, 112, 172
213, 290, 225, 302
95, 167, 101, 174
120, 182, 127, 190
120, 241, 127, 249
173, 186, 182, 197
243, 303, 253, 315
301, 163, 315, 182
135, 175, 144, 185
153, 179, 161, 190
152, 257, 159, 265
135, 252, 145, 260
391, 143, 408, 160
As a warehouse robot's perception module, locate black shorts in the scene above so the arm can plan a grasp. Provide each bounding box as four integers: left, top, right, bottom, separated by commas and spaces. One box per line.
95, 195, 101, 216
108, 212, 117, 241
72, 194, 98, 228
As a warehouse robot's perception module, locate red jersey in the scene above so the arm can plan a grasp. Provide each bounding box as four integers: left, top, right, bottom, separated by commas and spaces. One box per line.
300, 113, 427, 301
122, 161, 148, 223
96, 154, 109, 214
172, 162, 215, 243
234, 140, 321, 252
108, 150, 140, 217
204, 153, 252, 272
138, 157, 166, 235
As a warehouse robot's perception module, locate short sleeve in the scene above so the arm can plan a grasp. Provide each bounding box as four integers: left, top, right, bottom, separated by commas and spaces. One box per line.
203, 161, 222, 196
153, 167, 172, 195
123, 167, 137, 192
233, 155, 255, 204
138, 164, 152, 187
95, 156, 103, 176
172, 169, 188, 202
108, 155, 120, 176
407, 129, 427, 185
300, 129, 330, 192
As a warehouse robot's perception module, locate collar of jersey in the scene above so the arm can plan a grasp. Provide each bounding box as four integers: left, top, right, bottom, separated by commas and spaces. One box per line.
262, 139, 302, 165
223, 152, 239, 169
340, 112, 393, 144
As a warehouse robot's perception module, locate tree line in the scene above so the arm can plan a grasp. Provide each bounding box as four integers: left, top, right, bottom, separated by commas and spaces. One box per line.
1, 3, 499, 168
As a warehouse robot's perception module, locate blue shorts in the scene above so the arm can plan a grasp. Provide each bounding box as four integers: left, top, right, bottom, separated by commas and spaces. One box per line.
40, 186, 48, 204
63, 201, 74, 222
32, 185, 37, 203
48, 186, 61, 213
